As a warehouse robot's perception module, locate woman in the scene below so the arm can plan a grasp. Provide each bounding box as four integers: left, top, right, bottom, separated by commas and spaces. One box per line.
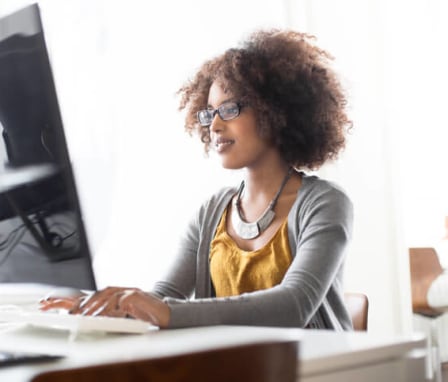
42, 29, 353, 330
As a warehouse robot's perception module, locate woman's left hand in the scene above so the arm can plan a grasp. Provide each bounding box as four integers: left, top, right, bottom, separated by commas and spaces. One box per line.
40, 286, 171, 328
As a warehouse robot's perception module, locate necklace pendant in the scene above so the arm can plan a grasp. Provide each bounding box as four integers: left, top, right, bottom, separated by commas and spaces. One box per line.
231, 207, 276, 240
231, 167, 293, 240
233, 217, 260, 240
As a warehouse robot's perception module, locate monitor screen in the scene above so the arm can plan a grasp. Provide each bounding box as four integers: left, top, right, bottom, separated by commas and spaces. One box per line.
0, 4, 96, 290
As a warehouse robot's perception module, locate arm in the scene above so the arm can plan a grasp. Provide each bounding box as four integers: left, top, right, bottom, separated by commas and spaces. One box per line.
40, 189, 234, 328
151, 188, 235, 300
150, 211, 201, 300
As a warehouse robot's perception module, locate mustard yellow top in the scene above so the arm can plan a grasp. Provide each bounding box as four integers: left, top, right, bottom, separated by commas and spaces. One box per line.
209, 208, 292, 297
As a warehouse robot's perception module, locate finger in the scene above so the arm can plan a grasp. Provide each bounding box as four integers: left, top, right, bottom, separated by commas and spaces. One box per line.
102, 289, 143, 318
71, 287, 123, 315
92, 292, 125, 317
41, 296, 79, 304
69, 293, 93, 314
42, 288, 84, 302
71, 287, 141, 316
39, 298, 75, 311
39, 290, 85, 311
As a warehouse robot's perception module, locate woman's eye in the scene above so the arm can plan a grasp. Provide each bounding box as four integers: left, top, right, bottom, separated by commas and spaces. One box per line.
221, 104, 237, 115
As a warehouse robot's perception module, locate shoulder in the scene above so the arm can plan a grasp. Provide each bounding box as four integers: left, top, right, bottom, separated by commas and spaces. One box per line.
182, 186, 236, 239
289, 173, 354, 236
298, 173, 352, 209
202, 186, 236, 209
195, 186, 236, 223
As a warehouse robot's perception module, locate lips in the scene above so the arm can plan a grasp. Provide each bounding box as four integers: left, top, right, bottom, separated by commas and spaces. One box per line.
214, 137, 235, 153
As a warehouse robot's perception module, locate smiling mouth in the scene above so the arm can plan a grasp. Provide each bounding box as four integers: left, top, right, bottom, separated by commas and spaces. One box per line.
214, 139, 235, 153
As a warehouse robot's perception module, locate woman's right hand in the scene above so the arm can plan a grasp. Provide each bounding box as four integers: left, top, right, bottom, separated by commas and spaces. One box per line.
39, 287, 132, 315
40, 289, 88, 312
40, 286, 171, 328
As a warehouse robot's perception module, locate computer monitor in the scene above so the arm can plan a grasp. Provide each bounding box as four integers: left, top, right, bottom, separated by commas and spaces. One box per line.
0, 3, 96, 290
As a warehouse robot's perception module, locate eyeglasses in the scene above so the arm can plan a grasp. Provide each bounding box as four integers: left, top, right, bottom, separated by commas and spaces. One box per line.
197, 101, 243, 127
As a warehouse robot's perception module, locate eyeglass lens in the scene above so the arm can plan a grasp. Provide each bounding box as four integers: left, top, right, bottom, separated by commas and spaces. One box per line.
197, 102, 240, 126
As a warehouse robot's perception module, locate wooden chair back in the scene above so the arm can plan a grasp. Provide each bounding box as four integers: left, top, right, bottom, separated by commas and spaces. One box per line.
344, 292, 369, 331
409, 247, 444, 316
31, 340, 298, 382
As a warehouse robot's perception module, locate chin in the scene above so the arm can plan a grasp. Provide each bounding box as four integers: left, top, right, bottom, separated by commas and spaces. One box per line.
214, 152, 247, 170
220, 160, 243, 170
221, 163, 245, 170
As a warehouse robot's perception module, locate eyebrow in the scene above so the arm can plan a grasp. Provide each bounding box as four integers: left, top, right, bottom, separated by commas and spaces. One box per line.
206, 98, 236, 109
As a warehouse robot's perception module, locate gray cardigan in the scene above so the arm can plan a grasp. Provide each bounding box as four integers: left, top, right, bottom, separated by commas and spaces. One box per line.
152, 174, 354, 330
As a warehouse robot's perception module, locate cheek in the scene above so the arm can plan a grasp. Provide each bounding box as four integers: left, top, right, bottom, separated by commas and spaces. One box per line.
237, 113, 259, 136
242, 109, 258, 126
239, 116, 264, 145
237, 130, 271, 160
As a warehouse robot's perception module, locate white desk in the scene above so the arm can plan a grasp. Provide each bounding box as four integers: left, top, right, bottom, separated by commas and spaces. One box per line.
0, 324, 427, 382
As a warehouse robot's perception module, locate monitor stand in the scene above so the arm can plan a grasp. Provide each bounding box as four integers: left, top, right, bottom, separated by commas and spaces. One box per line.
0, 164, 78, 261
0, 164, 58, 193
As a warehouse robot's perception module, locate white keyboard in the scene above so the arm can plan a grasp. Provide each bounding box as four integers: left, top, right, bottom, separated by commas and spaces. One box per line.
0, 306, 158, 335
0, 283, 159, 335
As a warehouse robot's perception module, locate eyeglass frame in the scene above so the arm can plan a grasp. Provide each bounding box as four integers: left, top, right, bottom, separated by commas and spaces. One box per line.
196, 101, 245, 127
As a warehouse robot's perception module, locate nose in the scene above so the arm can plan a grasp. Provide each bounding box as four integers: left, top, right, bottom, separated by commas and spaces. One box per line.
209, 113, 224, 133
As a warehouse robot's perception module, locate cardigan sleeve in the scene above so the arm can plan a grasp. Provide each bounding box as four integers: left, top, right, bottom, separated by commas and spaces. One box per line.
151, 207, 201, 300
151, 187, 235, 300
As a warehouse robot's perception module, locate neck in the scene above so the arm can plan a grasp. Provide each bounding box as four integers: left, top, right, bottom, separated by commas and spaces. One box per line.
232, 165, 294, 240
242, 164, 292, 201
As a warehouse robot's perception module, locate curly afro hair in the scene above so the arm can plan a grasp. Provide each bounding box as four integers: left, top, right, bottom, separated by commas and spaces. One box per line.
177, 29, 351, 170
